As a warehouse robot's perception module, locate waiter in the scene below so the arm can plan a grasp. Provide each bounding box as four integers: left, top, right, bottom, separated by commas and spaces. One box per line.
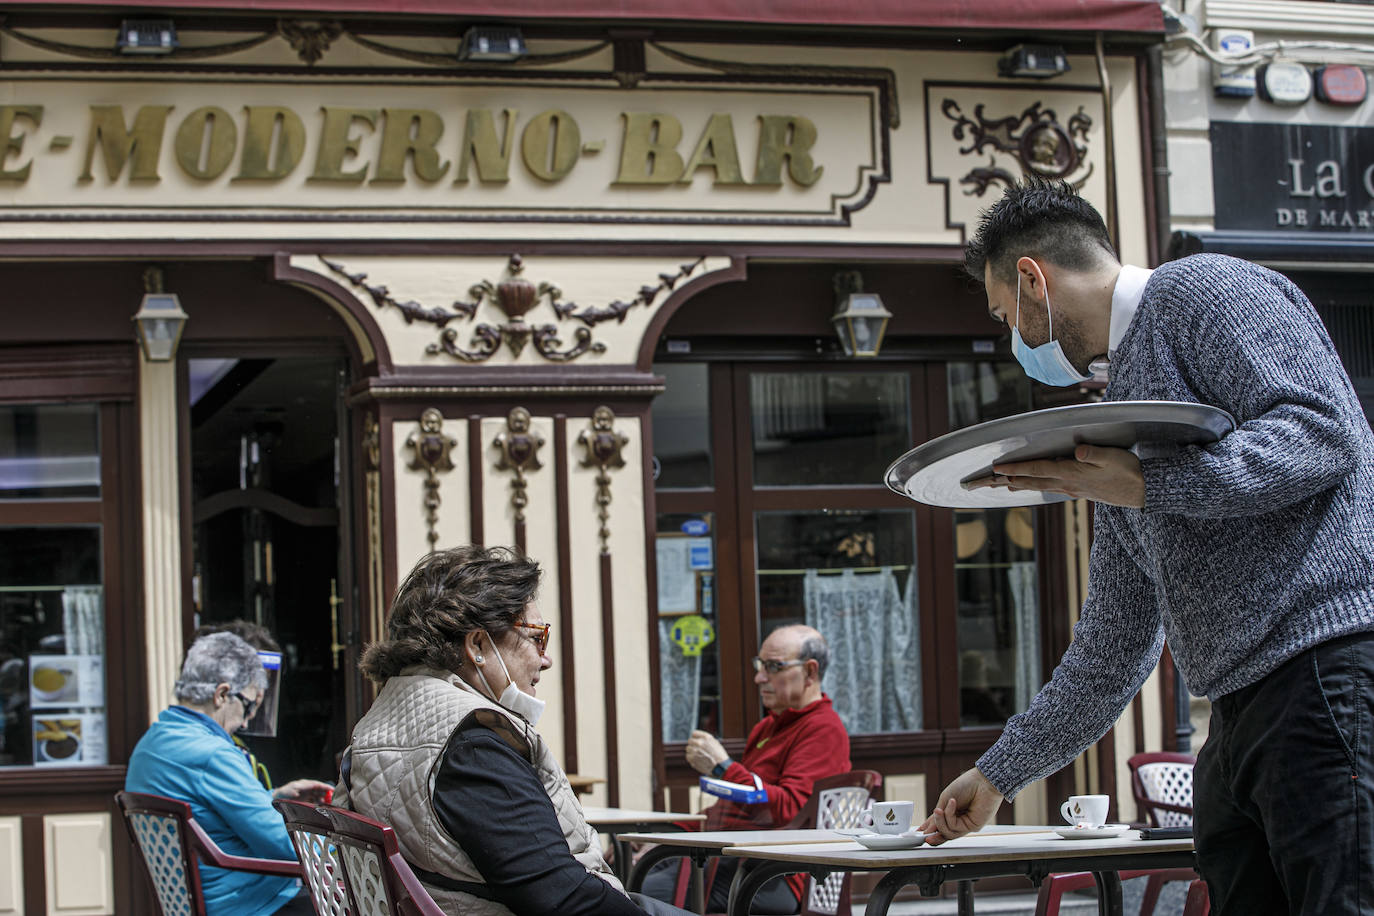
919, 178, 1374, 916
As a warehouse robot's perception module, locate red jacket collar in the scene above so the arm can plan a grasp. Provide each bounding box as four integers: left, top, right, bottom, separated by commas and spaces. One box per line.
766, 694, 832, 729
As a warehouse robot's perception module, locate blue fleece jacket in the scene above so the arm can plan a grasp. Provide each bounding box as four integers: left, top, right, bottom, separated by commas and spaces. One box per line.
126, 706, 298, 916
979, 254, 1374, 799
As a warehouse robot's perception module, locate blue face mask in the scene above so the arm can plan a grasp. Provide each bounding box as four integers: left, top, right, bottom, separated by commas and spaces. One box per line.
1010, 270, 1091, 387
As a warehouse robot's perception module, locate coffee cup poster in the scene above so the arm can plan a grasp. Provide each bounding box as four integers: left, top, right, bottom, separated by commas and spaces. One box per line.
30, 713, 106, 766
28, 654, 104, 709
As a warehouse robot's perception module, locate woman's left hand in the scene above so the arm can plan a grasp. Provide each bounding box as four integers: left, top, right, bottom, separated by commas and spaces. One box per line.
273, 778, 336, 804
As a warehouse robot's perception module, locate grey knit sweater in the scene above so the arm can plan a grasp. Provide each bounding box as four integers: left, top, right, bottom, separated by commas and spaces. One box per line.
978, 253, 1374, 800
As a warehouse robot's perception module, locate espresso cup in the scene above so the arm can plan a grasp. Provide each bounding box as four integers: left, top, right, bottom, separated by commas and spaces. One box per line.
1060, 794, 1109, 828
863, 800, 915, 835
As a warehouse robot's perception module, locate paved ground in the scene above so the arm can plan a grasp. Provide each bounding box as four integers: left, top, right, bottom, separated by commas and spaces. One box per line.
869, 873, 1192, 915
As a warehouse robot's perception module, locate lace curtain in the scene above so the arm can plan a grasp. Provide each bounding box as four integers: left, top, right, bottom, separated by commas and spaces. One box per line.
61, 586, 103, 657
804, 568, 921, 734
1007, 562, 1041, 713
659, 618, 701, 743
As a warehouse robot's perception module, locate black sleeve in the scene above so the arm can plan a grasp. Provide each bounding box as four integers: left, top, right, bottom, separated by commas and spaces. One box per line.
432, 724, 643, 916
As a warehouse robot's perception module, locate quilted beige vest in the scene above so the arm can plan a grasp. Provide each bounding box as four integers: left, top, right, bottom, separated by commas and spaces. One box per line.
337, 666, 624, 915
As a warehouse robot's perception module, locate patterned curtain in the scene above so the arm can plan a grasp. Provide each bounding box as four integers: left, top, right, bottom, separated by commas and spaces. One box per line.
804, 569, 918, 734
658, 618, 701, 743
61, 586, 104, 657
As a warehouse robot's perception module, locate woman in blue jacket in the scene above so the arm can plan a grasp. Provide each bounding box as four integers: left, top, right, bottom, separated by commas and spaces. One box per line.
126, 632, 328, 916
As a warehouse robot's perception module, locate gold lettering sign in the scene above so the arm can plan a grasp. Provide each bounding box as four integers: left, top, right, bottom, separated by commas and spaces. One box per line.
0, 105, 43, 181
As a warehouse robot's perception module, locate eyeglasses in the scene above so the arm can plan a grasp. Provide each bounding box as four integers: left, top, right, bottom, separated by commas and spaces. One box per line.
513, 621, 551, 654
233, 692, 260, 719
752, 656, 807, 676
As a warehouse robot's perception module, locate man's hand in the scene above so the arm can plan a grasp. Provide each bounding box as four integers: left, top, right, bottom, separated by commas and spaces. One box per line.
918, 767, 1004, 845
684, 730, 729, 776
964, 444, 1145, 508
273, 778, 335, 804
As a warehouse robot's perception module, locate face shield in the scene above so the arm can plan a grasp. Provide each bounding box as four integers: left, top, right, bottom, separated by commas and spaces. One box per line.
238, 650, 282, 737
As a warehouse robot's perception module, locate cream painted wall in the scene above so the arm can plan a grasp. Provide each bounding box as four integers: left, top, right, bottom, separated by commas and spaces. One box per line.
0, 816, 19, 916
43, 813, 113, 916
391, 415, 469, 570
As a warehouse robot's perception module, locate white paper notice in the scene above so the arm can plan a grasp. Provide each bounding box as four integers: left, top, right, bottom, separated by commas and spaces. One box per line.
656, 539, 698, 613
29, 654, 104, 709
32, 712, 107, 766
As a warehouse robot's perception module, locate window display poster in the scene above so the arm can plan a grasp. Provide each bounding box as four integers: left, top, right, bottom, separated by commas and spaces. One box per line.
656, 538, 698, 614
32, 713, 107, 766
29, 654, 104, 709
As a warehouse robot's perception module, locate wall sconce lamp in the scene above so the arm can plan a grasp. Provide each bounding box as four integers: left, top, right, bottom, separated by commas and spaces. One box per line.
998, 43, 1070, 79
133, 267, 189, 362
116, 19, 179, 55
458, 26, 528, 62
831, 270, 892, 358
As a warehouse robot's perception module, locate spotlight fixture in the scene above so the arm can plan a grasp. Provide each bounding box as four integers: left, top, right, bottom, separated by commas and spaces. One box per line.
116, 19, 179, 55
458, 26, 527, 62
997, 44, 1070, 80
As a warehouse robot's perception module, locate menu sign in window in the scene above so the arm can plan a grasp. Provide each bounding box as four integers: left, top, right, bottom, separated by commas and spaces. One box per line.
1212, 121, 1374, 232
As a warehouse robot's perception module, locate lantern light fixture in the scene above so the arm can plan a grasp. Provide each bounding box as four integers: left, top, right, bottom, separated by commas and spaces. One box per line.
458, 26, 528, 62
133, 267, 189, 362
116, 19, 178, 55
831, 270, 892, 359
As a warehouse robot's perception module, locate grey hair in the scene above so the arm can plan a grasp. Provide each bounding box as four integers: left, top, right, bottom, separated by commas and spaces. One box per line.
798, 632, 829, 682
174, 632, 267, 705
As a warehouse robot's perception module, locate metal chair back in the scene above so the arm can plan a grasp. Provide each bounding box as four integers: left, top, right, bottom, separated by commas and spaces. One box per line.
115, 790, 302, 916
318, 804, 447, 916
1128, 751, 1196, 827
275, 799, 352, 915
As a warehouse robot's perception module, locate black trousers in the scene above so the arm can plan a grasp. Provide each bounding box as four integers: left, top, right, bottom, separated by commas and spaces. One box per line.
639, 856, 800, 915
1194, 630, 1374, 916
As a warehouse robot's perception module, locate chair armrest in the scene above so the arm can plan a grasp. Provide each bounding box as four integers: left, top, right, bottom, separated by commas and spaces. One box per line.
390, 856, 450, 916
185, 816, 303, 877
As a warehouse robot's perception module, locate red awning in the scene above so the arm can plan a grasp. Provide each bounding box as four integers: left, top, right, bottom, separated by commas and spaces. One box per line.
7, 0, 1165, 34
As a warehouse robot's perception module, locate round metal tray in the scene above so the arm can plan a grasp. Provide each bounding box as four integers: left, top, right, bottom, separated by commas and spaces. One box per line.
884, 400, 1235, 509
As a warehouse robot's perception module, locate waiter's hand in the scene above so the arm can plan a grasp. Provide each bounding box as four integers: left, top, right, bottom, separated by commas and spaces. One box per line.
919, 767, 1004, 846
685, 730, 729, 776
964, 444, 1145, 508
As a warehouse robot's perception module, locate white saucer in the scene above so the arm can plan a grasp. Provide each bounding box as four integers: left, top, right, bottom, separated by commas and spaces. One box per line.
854, 833, 928, 850
1054, 824, 1131, 840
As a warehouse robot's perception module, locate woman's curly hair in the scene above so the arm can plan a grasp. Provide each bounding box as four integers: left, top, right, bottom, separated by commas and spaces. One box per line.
360, 545, 540, 683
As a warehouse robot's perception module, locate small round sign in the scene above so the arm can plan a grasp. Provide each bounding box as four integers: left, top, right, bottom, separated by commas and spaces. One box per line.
1316, 65, 1367, 106
1258, 62, 1313, 105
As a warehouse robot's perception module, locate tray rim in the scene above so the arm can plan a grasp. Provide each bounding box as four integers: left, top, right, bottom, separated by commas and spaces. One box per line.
884, 400, 1236, 497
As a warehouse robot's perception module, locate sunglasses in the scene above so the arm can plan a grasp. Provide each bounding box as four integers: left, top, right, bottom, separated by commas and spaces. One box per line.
233, 692, 260, 719
513, 621, 552, 654
752, 656, 807, 676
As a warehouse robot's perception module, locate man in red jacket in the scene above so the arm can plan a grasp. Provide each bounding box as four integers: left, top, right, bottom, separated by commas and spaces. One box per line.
681, 624, 852, 913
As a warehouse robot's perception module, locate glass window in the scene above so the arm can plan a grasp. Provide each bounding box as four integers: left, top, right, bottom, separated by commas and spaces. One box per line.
655, 512, 721, 742
0, 405, 100, 500
652, 363, 712, 489
750, 371, 909, 487
755, 509, 921, 734
954, 506, 1040, 727
947, 361, 1030, 431
0, 526, 107, 767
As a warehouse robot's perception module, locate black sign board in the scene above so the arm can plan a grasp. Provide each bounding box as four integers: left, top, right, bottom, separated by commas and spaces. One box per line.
1212, 121, 1374, 233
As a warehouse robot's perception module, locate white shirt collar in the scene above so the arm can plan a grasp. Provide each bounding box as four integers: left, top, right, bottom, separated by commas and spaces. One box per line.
1108, 264, 1153, 359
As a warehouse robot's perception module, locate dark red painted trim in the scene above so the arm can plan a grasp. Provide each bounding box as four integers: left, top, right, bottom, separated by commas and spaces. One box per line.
635, 256, 748, 371
270, 252, 395, 375
554, 414, 578, 775
6, 0, 1164, 32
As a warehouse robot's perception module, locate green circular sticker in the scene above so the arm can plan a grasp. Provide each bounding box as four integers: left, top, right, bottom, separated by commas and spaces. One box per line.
670, 614, 716, 657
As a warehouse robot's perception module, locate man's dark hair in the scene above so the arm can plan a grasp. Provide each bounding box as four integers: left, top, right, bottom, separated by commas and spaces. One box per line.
964, 178, 1118, 285
360, 545, 540, 683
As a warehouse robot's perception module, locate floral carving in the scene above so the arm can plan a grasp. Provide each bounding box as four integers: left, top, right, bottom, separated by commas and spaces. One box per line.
406, 408, 457, 551
493, 407, 545, 525
578, 406, 629, 553
941, 99, 1093, 196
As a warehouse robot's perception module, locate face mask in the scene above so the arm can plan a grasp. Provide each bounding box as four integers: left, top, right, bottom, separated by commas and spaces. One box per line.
1010, 268, 1091, 387
474, 630, 546, 727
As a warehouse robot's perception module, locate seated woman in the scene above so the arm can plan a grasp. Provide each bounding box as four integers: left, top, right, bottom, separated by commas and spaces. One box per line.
126, 632, 331, 916
336, 545, 690, 916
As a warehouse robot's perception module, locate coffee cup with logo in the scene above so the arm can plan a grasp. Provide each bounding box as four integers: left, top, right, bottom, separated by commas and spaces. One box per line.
1060, 794, 1110, 828
862, 801, 915, 835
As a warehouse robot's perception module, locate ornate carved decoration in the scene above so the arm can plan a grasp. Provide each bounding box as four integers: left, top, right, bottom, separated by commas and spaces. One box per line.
493, 407, 545, 524
940, 99, 1094, 197
362, 412, 380, 471
278, 20, 343, 65
320, 254, 707, 364
406, 408, 457, 551
578, 406, 629, 553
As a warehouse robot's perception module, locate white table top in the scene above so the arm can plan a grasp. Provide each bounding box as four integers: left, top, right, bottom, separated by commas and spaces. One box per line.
582, 807, 706, 826
721, 828, 1195, 869
617, 828, 854, 849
